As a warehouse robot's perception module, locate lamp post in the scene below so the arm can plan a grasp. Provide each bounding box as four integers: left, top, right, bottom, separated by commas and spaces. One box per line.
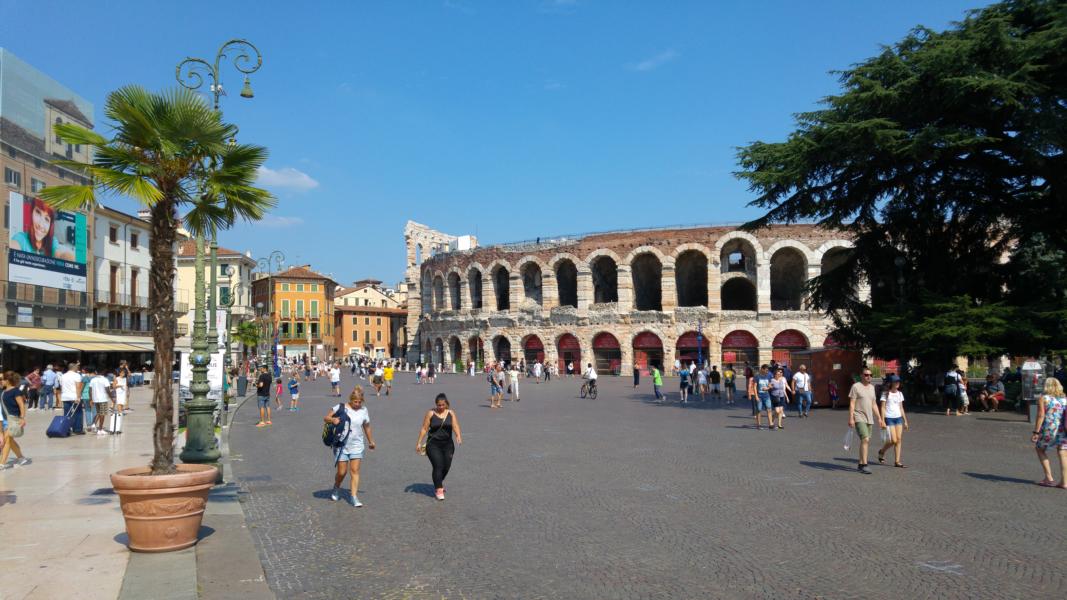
175, 39, 262, 468
255, 250, 285, 374
255, 301, 265, 361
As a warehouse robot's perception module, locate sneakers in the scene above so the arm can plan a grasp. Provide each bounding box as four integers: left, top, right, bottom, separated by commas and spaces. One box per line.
435, 488, 445, 501
96, 430, 108, 436
266, 421, 272, 425
350, 496, 363, 508
330, 488, 340, 502
858, 464, 873, 475
256, 422, 267, 427
15, 457, 30, 467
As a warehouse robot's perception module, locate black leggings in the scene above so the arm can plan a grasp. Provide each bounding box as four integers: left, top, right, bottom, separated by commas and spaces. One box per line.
426, 440, 454, 489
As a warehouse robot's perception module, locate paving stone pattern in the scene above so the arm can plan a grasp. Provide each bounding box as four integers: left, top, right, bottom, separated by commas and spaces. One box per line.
230, 373, 1067, 599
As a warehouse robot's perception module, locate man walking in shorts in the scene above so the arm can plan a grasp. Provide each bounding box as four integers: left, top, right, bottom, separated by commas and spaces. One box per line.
709, 365, 722, 401
255, 366, 273, 427
383, 363, 394, 396
848, 368, 881, 474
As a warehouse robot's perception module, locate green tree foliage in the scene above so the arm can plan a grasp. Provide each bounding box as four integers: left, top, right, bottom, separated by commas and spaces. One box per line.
41, 86, 274, 474
735, 0, 1066, 368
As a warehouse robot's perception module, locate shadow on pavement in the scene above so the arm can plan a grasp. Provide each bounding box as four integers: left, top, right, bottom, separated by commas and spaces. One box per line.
0, 490, 14, 506
833, 457, 859, 464
799, 461, 855, 472
404, 483, 435, 497
962, 472, 1035, 485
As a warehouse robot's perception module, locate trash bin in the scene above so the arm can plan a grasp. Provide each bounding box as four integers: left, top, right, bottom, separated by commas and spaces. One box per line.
237, 375, 248, 397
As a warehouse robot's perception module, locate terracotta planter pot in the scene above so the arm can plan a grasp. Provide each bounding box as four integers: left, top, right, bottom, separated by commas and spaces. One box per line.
111, 463, 218, 553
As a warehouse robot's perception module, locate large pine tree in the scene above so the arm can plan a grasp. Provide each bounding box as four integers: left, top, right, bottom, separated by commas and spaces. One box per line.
735, 0, 1066, 367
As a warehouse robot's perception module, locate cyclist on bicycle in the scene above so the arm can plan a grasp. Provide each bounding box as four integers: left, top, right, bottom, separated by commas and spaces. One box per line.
583, 363, 598, 394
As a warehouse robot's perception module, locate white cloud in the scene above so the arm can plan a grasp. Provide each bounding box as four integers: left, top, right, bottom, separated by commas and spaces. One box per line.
256, 166, 319, 191
260, 215, 305, 228
629, 49, 679, 72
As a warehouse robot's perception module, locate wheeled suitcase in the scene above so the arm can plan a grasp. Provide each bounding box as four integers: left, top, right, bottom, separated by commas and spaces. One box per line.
46, 407, 76, 438
108, 405, 124, 434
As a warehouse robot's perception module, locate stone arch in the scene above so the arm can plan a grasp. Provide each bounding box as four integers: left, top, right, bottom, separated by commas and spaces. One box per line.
587, 252, 619, 304
714, 231, 764, 275
771, 328, 812, 364
622, 245, 671, 267
556, 332, 582, 374
467, 263, 485, 310
769, 247, 808, 311
721, 328, 761, 366
676, 330, 711, 366
447, 270, 462, 310
818, 242, 853, 276
486, 260, 512, 311
432, 271, 445, 312
631, 329, 665, 372
515, 257, 544, 306
630, 252, 663, 311
591, 331, 622, 374
449, 335, 463, 369
469, 335, 485, 367
492, 334, 513, 363
521, 334, 546, 363
721, 277, 757, 310
554, 258, 578, 308
434, 337, 445, 365
674, 248, 709, 307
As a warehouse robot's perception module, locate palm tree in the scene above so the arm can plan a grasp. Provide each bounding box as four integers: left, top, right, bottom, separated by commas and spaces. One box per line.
41, 86, 274, 474
232, 320, 263, 372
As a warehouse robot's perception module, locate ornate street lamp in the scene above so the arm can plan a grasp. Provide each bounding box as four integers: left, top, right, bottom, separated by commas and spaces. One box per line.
255, 250, 285, 375
175, 39, 262, 468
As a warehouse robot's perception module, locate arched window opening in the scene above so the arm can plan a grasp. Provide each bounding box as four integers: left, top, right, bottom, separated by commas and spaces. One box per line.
720, 239, 756, 275
493, 336, 512, 364
493, 266, 510, 311
469, 269, 483, 310
591, 256, 618, 304
521, 263, 543, 306
770, 248, 807, 311
631, 253, 662, 311
432, 276, 445, 311
448, 272, 461, 310
675, 250, 708, 307
721, 278, 757, 311
555, 260, 578, 308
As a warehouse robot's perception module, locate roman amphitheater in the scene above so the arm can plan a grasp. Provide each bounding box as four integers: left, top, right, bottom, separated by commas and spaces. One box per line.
404, 221, 857, 375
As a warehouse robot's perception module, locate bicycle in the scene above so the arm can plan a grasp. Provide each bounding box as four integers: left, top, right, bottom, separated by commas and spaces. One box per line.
580, 380, 598, 399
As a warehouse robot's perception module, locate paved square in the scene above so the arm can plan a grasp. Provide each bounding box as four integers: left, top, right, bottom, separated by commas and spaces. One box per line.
230, 373, 1066, 599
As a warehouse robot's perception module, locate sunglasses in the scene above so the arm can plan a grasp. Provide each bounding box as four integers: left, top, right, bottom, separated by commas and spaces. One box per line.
863, 373, 872, 376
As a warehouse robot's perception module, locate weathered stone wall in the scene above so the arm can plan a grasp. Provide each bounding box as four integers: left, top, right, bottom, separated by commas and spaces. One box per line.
409, 224, 858, 374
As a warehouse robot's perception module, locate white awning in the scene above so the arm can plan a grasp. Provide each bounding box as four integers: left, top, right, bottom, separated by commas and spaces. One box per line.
7, 339, 78, 353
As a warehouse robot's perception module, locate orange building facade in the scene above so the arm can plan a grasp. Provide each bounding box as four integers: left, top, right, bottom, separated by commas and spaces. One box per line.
251, 265, 337, 361
334, 305, 407, 359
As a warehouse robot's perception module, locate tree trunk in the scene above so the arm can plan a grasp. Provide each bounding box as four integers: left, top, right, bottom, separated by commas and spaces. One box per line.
148, 198, 178, 475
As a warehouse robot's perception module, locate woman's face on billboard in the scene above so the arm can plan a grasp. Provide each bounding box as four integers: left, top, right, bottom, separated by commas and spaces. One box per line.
31, 204, 52, 245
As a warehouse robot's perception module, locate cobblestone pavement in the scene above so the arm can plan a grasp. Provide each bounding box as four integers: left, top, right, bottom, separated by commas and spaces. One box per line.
230, 372, 1067, 599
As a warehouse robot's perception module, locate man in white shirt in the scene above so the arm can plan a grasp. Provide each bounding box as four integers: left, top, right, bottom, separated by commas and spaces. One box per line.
583, 363, 598, 394
59, 362, 86, 435
791, 364, 813, 418
329, 364, 342, 397
88, 366, 112, 436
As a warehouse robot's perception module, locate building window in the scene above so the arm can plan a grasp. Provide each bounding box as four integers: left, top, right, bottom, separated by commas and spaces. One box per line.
311, 284, 318, 292
310, 300, 319, 318
54, 117, 62, 142
33, 158, 42, 169
58, 318, 66, 329
296, 321, 304, 336
58, 169, 65, 180
75, 144, 81, 153
281, 283, 290, 291
310, 323, 319, 338
381, 300, 386, 307
4, 168, 20, 188
351, 316, 357, 325
31, 178, 46, 193
376, 330, 382, 342
296, 284, 304, 292
281, 299, 290, 317
365, 331, 370, 343
219, 263, 228, 275
109, 226, 118, 243
219, 286, 230, 305
376, 317, 381, 326
364, 317, 370, 325
130, 232, 139, 249
352, 330, 357, 341
280, 321, 290, 336
296, 300, 304, 318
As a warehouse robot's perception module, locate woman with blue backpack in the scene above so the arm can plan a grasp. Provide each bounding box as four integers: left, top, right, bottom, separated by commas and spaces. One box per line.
323, 386, 375, 507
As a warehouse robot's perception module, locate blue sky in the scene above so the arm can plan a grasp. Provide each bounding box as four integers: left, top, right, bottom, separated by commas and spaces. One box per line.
2, 0, 988, 285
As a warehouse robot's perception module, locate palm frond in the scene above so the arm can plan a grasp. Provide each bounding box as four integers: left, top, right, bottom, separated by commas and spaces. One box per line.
54, 122, 108, 147
38, 184, 96, 212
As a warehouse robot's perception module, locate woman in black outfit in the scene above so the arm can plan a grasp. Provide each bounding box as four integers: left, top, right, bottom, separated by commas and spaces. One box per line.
417, 393, 462, 501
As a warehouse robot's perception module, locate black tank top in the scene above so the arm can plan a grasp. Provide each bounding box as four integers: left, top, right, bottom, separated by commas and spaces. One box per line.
427, 412, 452, 442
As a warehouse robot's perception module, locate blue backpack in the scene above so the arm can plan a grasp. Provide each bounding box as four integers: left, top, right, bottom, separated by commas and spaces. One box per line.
321, 405, 350, 448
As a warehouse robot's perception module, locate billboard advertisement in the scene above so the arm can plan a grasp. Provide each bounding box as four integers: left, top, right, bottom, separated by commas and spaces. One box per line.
8, 192, 87, 291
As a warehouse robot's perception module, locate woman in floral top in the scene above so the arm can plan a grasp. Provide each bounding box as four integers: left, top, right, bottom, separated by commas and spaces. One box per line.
1031, 378, 1067, 488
